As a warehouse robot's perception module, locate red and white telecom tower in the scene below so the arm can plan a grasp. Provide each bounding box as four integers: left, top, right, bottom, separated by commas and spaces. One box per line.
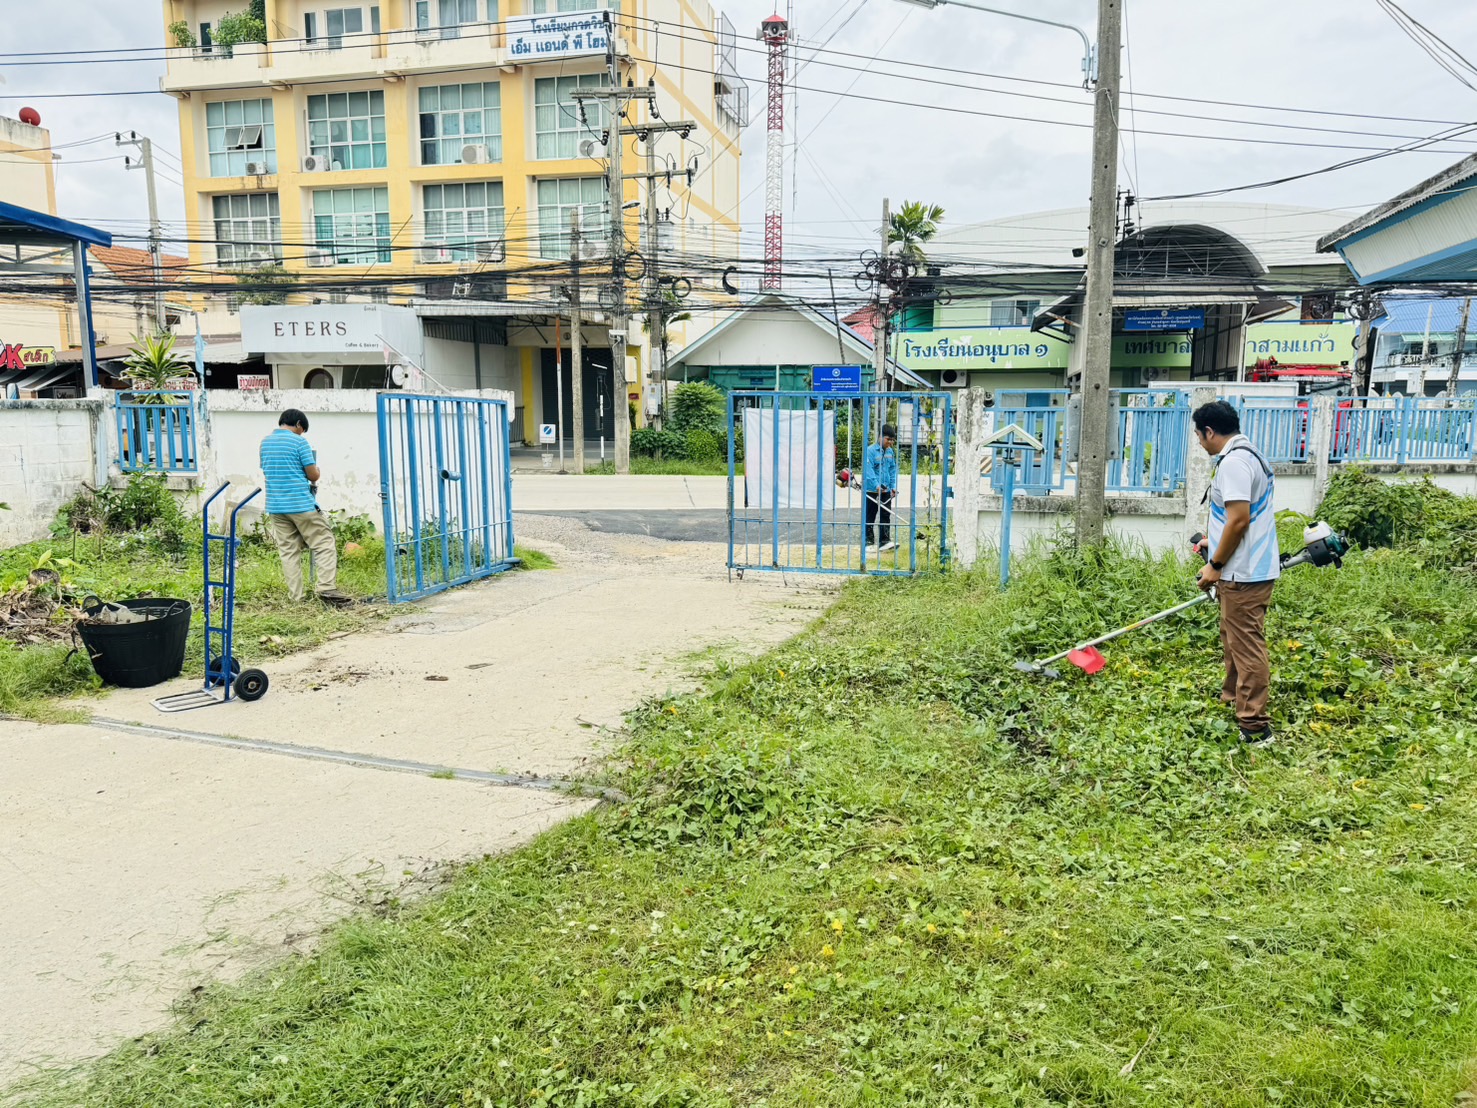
759, 13, 790, 291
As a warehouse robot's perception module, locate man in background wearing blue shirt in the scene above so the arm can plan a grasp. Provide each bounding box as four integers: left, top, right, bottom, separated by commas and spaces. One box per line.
260, 409, 351, 606
863, 422, 899, 553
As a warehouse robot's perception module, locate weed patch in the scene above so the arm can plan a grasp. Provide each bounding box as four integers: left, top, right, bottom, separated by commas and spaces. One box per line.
11, 529, 1477, 1106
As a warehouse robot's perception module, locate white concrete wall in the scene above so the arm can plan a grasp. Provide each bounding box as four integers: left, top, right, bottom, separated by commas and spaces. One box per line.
199, 388, 514, 527
0, 399, 103, 546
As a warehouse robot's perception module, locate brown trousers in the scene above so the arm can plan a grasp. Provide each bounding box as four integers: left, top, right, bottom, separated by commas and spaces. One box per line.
268, 511, 338, 602
1218, 579, 1275, 733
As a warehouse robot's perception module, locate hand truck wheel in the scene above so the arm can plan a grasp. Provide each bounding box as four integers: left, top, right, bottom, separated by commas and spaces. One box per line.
206, 656, 242, 684
235, 668, 269, 702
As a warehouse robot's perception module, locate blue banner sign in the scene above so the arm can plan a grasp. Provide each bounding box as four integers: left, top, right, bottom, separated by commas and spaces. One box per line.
1124, 308, 1205, 332
811, 364, 865, 393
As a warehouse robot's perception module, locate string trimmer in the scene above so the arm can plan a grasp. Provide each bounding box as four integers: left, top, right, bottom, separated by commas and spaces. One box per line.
1012, 522, 1349, 679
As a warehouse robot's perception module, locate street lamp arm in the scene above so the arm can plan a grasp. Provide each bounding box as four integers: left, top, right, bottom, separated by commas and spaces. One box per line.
914, 0, 1097, 85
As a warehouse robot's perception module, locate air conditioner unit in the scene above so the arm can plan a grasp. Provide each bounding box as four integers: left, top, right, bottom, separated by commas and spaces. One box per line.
460, 143, 491, 164
939, 368, 968, 388
419, 246, 454, 264
476, 240, 504, 263
307, 248, 335, 267
301, 154, 333, 172
244, 160, 270, 176
245, 248, 273, 265
577, 137, 604, 159
577, 238, 608, 261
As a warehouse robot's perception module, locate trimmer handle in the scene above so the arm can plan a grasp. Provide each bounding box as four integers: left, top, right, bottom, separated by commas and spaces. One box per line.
1189, 532, 1210, 563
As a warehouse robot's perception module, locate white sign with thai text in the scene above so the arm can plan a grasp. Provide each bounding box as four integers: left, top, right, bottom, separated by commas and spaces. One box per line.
506, 7, 611, 61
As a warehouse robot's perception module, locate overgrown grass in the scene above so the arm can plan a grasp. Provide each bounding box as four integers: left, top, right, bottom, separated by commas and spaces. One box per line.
0, 532, 554, 721
11, 528, 1477, 1106
515, 545, 557, 570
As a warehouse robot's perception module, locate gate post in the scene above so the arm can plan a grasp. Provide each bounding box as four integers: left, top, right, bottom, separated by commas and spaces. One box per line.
953, 387, 987, 570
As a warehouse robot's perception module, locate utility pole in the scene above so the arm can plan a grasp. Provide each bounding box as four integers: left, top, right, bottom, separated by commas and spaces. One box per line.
1073, 0, 1122, 549
645, 134, 665, 431
117, 131, 166, 333
873, 198, 890, 393
1447, 296, 1471, 397
570, 211, 586, 475
606, 14, 631, 475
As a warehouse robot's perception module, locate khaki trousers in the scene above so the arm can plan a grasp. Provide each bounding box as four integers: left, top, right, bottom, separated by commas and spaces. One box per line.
268, 511, 338, 602
1218, 579, 1275, 734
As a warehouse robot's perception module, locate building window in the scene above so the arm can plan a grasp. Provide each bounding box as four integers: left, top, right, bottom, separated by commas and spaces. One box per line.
989, 298, 1039, 327
418, 83, 502, 165
213, 193, 281, 264
206, 99, 277, 176
423, 182, 505, 260
313, 186, 392, 264
532, 0, 598, 11
533, 74, 608, 160
307, 91, 387, 170
537, 177, 605, 259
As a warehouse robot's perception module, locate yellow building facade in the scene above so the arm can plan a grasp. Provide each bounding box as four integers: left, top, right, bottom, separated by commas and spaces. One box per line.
160, 0, 743, 442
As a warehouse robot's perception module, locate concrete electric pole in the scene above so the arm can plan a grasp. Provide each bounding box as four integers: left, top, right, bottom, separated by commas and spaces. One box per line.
874, 198, 890, 393
117, 130, 167, 333
1447, 296, 1471, 397
1073, 0, 1122, 549
570, 211, 586, 475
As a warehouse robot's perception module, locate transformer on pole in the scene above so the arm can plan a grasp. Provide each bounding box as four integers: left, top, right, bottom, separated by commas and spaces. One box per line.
760, 14, 790, 291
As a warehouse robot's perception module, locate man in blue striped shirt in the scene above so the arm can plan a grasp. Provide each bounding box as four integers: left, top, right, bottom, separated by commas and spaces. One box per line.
1193, 400, 1279, 746
260, 409, 351, 605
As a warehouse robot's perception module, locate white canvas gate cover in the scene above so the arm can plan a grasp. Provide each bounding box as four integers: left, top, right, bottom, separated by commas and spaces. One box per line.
744, 408, 836, 511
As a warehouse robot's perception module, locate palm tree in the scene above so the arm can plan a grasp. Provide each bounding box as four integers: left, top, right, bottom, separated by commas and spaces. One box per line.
123, 332, 190, 400
888, 200, 945, 265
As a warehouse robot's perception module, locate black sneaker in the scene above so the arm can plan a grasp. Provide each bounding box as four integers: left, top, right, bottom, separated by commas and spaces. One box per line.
1240, 727, 1276, 748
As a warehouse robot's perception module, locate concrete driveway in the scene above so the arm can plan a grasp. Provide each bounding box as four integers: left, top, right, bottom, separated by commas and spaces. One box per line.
1, 518, 834, 1083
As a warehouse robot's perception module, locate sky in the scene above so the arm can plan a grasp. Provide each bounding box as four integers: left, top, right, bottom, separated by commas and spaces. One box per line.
5, 0, 1477, 267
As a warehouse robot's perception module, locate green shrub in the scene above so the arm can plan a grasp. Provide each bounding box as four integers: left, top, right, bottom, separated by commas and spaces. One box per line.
667, 382, 725, 436
631, 427, 687, 460
1318, 467, 1477, 571
53, 474, 190, 554
328, 511, 377, 550
683, 428, 724, 466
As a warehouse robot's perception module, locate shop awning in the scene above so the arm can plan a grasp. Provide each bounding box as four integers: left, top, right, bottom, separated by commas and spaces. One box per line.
0, 364, 78, 393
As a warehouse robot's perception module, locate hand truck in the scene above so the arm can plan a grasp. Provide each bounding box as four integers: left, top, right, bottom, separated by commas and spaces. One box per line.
153, 483, 270, 712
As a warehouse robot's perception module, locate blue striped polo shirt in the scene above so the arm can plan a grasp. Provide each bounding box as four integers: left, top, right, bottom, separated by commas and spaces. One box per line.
259, 428, 318, 515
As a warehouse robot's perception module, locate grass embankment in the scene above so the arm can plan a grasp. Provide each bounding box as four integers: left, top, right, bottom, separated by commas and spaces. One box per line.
0, 527, 553, 722
15, 511, 1477, 1106
587, 458, 731, 476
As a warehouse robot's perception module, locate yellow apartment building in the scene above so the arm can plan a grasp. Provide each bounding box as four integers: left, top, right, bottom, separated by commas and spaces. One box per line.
159, 0, 745, 443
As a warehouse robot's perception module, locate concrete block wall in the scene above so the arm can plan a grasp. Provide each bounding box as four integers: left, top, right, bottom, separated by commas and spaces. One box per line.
0, 399, 103, 547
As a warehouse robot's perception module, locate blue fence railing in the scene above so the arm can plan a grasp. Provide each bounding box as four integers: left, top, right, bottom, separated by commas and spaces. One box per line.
114, 390, 202, 473
981, 394, 1476, 499
1108, 389, 1191, 493
991, 389, 1070, 494
1233, 399, 1311, 463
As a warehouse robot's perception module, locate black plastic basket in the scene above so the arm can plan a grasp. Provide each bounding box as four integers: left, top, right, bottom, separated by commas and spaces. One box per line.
76, 598, 193, 689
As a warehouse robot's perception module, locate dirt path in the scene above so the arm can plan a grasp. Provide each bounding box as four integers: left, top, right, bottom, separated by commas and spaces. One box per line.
0, 522, 835, 1084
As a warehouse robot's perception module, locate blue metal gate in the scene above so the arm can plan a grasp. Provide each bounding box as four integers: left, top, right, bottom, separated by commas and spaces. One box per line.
726, 391, 952, 577
377, 392, 516, 603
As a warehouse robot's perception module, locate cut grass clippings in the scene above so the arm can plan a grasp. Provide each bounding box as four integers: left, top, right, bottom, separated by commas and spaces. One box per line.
0, 532, 553, 721
9, 527, 1477, 1107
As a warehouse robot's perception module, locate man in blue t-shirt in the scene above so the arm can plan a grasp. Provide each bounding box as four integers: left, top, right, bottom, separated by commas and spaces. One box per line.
1193, 400, 1280, 745
260, 409, 351, 605
863, 422, 899, 552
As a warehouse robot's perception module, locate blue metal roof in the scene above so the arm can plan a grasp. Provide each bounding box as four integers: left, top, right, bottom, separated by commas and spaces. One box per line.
0, 199, 112, 248
1374, 298, 1467, 335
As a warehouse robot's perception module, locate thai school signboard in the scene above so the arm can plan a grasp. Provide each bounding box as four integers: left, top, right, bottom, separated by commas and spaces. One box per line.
897, 329, 1069, 372
506, 8, 611, 60
1113, 333, 1192, 368
1125, 308, 1205, 332
1244, 321, 1356, 366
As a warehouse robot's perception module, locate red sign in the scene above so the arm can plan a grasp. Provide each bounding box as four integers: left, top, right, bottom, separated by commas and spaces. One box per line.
0, 344, 57, 370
